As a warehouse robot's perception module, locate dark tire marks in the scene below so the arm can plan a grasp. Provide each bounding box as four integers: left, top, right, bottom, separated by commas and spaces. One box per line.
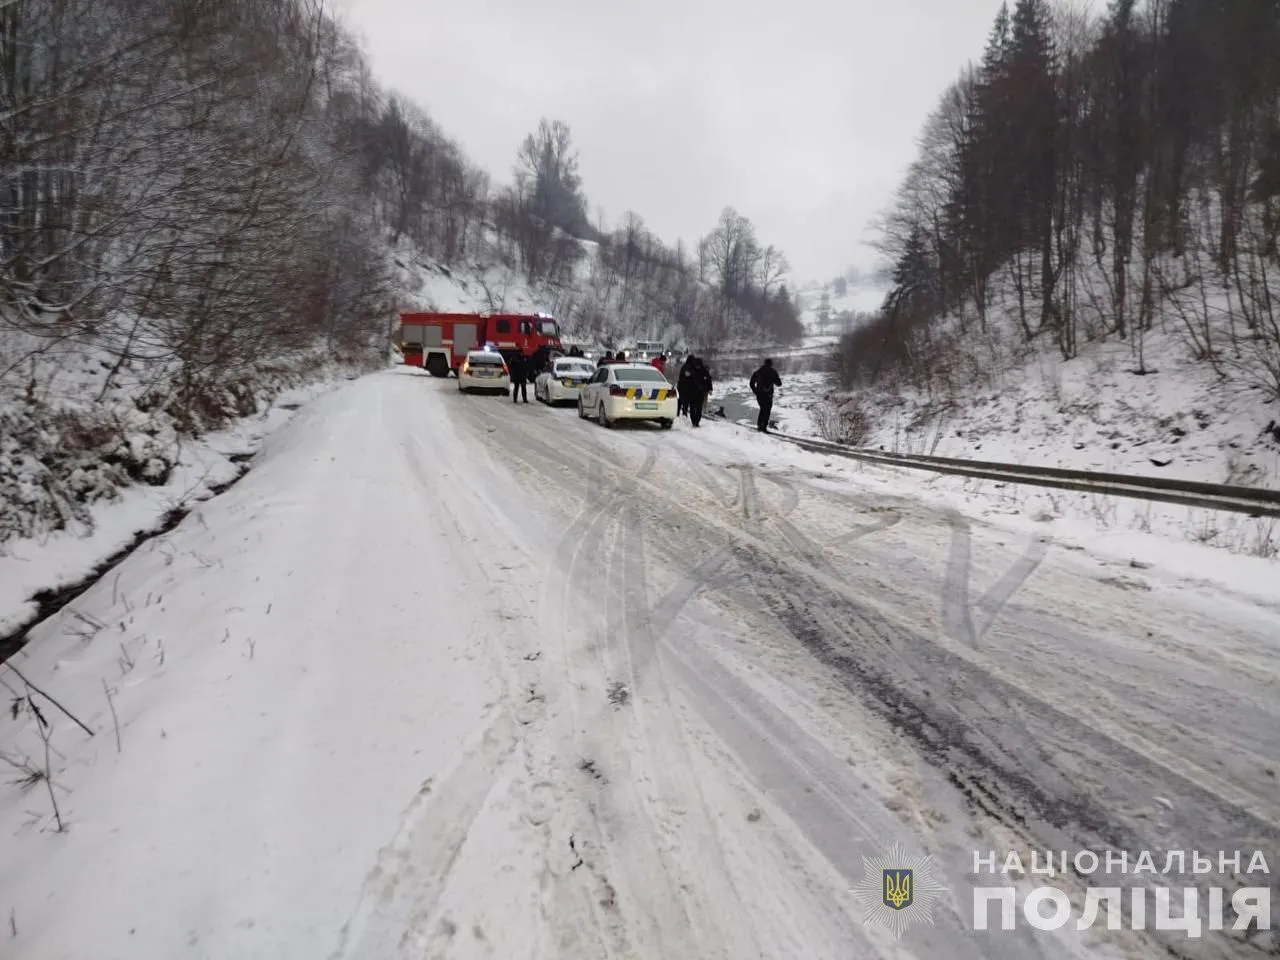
727, 538, 1280, 890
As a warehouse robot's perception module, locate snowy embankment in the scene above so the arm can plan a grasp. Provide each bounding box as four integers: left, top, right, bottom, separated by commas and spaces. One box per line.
0, 329, 369, 641
710, 321, 1280, 559
1, 370, 1275, 959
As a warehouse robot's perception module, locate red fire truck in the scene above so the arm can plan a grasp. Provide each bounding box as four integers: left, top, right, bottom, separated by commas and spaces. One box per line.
398, 312, 563, 377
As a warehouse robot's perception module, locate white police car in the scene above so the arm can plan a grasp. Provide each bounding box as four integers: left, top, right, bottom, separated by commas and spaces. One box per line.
457, 348, 510, 394
534, 356, 596, 405
578, 363, 676, 428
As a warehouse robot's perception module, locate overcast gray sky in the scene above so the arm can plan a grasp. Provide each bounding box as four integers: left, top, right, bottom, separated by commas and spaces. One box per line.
339, 0, 998, 284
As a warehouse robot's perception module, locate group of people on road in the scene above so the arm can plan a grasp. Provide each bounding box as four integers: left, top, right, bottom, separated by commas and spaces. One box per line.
594, 349, 634, 366
502, 343, 781, 434
676, 355, 712, 426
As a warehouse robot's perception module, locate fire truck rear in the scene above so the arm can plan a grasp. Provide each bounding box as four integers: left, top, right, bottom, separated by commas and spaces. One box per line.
399, 312, 562, 377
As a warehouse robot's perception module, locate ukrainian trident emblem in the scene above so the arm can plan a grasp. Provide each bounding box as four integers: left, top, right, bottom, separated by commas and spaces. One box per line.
883, 868, 914, 910
853, 842, 946, 938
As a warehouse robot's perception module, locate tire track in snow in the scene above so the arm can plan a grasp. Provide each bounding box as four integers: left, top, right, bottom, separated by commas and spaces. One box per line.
327, 710, 519, 960
542, 424, 1277, 958
477, 415, 684, 958
614, 459, 1024, 958
546, 431, 930, 957
460, 409, 1049, 957
334, 423, 616, 957
539, 423, 760, 959
562, 437, 1280, 865
445, 390, 1278, 958
409, 427, 640, 958
723, 533, 1280, 960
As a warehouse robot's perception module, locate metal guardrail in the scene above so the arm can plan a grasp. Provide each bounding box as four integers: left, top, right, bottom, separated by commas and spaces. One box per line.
763, 428, 1280, 519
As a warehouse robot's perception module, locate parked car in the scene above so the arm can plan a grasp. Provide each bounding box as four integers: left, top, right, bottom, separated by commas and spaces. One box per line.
535, 356, 596, 405
457, 349, 510, 394
578, 363, 677, 429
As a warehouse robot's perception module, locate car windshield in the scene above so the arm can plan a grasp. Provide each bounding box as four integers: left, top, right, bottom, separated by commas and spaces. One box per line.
614, 367, 667, 382
468, 354, 503, 366
537, 320, 559, 337
556, 362, 593, 376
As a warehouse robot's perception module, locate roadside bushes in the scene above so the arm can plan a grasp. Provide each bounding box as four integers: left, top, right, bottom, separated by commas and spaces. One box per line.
810, 395, 873, 446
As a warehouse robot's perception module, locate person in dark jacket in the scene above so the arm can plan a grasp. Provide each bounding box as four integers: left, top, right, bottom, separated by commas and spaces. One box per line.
597, 351, 613, 367
676, 360, 692, 417
680, 356, 713, 427
530, 344, 551, 375
748, 358, 781, 432
510, 352, 530, 403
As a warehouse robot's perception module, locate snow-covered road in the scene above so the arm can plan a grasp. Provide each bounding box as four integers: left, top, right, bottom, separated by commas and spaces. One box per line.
2, 368, 1276, 959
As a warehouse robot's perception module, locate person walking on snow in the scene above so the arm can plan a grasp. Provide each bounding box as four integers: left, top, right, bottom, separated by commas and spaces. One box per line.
749, 358, 781, 432
681, 355, 713, 427
510, 352, 531, 403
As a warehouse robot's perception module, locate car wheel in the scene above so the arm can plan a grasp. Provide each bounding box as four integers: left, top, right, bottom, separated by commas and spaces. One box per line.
578, 397, 588, 419
660, 419, 673, 430
599, 403, 611, 428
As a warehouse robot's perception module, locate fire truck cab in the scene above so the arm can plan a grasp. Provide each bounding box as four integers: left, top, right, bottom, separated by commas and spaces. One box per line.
399, 312, 562, 377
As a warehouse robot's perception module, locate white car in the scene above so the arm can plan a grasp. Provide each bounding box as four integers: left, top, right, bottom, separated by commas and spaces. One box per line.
457, 349, 510, 393
578, 363, 676, 429
535, 356, 596, 404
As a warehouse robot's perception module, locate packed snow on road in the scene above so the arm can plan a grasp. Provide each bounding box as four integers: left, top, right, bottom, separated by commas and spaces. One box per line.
1, 368, 1277, 960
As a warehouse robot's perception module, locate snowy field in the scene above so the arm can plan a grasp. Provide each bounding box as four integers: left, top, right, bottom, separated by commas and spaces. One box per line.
1, 367, 1276, 959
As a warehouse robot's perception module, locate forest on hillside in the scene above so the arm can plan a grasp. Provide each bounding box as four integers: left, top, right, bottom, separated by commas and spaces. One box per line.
842, 0, 1280, 405
1, 0, 800, 418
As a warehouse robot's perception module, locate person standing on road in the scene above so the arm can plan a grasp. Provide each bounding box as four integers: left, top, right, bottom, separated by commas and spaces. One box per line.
676, 359, 692, 417
510, 352, 531, 403
682, 355, 713, 427
748, 358, 781, 433
531, 344, 551, 376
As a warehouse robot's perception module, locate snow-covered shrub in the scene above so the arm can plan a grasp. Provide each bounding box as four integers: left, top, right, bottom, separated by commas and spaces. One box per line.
810, 396, 873, 446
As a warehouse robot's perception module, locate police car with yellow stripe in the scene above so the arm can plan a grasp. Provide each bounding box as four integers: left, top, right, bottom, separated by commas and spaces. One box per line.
578, 363, 677, 429
534, 355, 597, 404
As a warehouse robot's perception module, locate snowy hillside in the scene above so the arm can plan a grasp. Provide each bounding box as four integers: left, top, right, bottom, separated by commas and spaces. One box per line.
795, 271, 886, 336
391, 245, 552, 318
792, 330, 1280, 480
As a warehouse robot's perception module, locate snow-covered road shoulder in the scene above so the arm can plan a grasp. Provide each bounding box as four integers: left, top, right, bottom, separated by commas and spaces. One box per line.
0, 372, 511, 958
0, 378, 340, 642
